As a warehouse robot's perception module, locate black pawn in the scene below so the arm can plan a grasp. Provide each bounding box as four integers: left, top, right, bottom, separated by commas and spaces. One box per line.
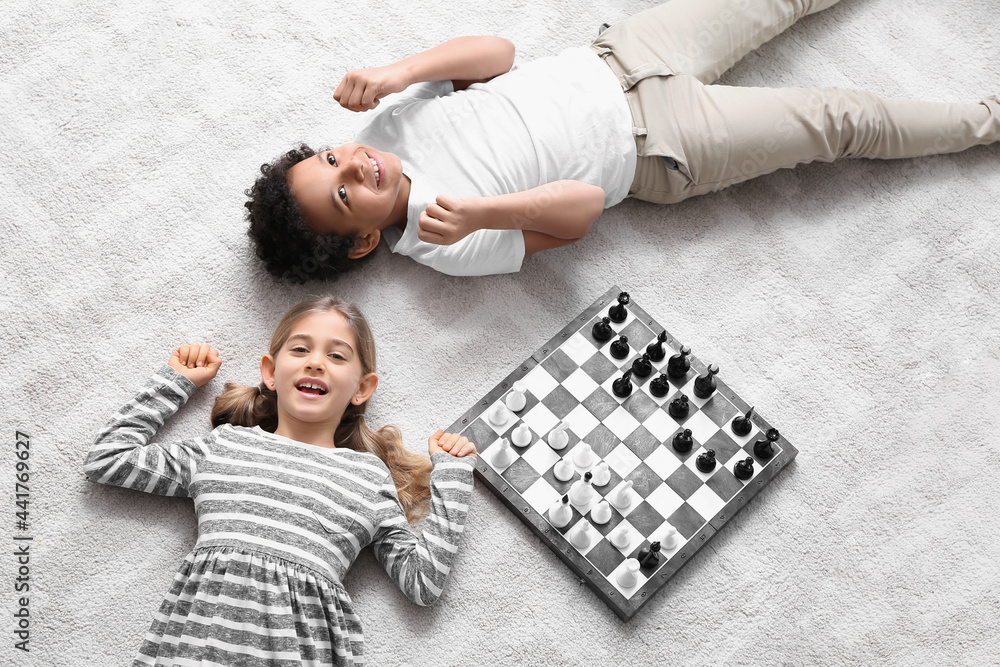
649, 373, 670, 398
637, 541, 661, 568
646, 331, 668, 362
696, 449, 717, 472
610, 335, 630, 359
612, 369, 634, 398
608, 291, 630, 323
631, 353, 652, 378
731, 406, 754, 436
667, 344, 692, 379
668, 394, 690, 419
733, 457, 754, 480
672, 428, 693, 453
753, 428, 780, 460
592, 316, 613, 342
693, 363, 719, 399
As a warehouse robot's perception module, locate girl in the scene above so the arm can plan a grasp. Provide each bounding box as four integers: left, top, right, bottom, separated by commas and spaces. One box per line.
83, 297, 477, 666
243, 0, 999, 281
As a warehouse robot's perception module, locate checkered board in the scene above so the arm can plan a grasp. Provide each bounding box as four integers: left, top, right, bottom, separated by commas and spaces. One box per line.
446, 286, 798, 620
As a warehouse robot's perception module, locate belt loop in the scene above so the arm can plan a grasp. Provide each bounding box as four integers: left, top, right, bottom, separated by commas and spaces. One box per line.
622, 63, 673, 89
632, 127, 647, 138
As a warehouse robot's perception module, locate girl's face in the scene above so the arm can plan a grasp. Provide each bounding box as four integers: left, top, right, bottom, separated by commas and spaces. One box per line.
261, 310, 377, 434
286, 142, 406, 253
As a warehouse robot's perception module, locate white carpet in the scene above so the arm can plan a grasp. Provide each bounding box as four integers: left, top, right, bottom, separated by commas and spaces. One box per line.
3, 0, 999, 665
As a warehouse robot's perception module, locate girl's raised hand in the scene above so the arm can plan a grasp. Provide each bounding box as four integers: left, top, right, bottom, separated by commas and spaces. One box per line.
168, 343, 222, 388
428, 429, 477, 458
334, 64, 411, 112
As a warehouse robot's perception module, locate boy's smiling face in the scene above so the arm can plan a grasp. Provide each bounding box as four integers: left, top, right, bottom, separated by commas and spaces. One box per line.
286, 142, 409, 258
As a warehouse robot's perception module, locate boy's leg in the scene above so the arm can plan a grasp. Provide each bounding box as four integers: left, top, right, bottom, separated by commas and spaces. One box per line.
629, 76, 1000, 204
593, 0, 843, 85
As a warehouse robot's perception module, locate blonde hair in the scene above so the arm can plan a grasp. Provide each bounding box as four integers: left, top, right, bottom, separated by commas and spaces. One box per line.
210, 296, 432, 522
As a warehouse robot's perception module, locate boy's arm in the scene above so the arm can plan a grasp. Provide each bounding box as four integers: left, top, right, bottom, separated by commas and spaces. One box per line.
396, 36, 515, 88
418, 180, 607, 257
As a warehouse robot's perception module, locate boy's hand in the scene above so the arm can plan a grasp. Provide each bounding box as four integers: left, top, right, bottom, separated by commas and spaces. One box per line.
334, 64, 410, 112
428, 429, 477, 458
418, 194, 486, 245
168, 344, 222, 388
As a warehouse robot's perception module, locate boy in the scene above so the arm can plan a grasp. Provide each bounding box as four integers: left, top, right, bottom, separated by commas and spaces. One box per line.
244, 0, 999, 282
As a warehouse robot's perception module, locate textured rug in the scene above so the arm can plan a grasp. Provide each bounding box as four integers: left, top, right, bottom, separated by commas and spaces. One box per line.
2, 0, 999, 665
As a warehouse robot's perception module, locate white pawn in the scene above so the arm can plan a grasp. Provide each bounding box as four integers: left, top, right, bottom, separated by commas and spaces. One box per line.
487, 402, 508, 427
590, 499, 612, 525
661, 525, 679, 551
553, 457, 575, 482
511, 422, 532, 447
571, 442, 595, 469
504, 381, 527, 412
491, 438, 515, 469
548, 495, 573, 529
609, 480, 634, 510
591, 461, 611, 486
569, 521, 594, 549
547, 421, 569, 450
569, 471, 595, 507
610, 524, 631, 550
617, 558, 640, 588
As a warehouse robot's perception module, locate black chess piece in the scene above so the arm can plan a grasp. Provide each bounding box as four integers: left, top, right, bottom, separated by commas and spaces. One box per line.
731, 406, 754, 436
666, 344, 691, 379
612, 369, 634, 398
631, 353, 652, 378
733, 457, 754, 480
649, 373, 670, 397
637, 541, 661, 568
610, 335, 630, 359
693, 363, 719, 399
646, 331, 668, 362
608, 292, 630, 323
592, 316, 613, 342
668, 394, 690, 419
696, 449, 717, 472
753, 428, 779, 460
672, 428, 693, 453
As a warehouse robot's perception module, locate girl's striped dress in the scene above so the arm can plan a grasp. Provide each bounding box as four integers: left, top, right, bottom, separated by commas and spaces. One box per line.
83, 365, 476, 666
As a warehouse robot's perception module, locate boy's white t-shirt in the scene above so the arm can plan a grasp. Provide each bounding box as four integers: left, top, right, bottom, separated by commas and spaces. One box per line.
352, 45, 636, 277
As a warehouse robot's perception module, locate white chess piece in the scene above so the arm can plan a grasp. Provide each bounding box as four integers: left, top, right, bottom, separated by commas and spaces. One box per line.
616, 558, 640, 587
553, 457, 574, 482
491, 438, 515, 469
547, 421, 569, 450
590, 499, 612, 525
610, 525, 631, 550
569, 473, 595, 507
661, 525, 679, 551
504, 381, 527, 412
487, 402, 508, 427
548, 496, 573, 529
569, 521, 593, 549
511, 422, 532, 447
571, 442, 595, 469
590, 461, 611, 486
609, 480, 634, 510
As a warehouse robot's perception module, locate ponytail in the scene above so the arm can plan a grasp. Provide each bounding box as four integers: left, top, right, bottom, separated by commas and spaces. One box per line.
210, 382, 279, 433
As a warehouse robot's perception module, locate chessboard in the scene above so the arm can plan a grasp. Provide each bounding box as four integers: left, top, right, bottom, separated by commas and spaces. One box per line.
446, 286, 798, 621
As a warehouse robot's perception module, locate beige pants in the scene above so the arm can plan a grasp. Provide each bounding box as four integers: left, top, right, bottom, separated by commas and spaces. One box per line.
589, 0, 1000, 204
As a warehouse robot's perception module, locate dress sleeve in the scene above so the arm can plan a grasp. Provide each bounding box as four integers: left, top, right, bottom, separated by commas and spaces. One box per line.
83, 364, 210, 498
370, 452, 476, 606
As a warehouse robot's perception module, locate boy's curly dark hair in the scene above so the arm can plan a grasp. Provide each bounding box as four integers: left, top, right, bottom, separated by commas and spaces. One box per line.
244, 143, 370, 283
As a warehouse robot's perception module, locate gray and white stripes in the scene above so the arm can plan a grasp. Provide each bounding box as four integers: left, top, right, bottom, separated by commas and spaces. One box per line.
84, 365, 475, 666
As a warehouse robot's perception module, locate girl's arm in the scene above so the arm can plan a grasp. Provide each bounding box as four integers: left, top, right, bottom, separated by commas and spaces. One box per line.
369, 451, 476, 607
396, 36, 515, 88
83, 347, 220, 498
